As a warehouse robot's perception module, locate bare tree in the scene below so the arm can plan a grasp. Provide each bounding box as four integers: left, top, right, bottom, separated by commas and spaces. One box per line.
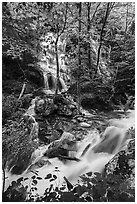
88, 2, 101, 78
77, 2, 82, 111
94, 2, 110, 78
55, 3, 68, 95
125, 3, 129, 34
87, 2, 92, 78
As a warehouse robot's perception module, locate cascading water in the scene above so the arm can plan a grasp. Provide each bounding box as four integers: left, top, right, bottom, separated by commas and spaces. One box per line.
5, 110, 135, 196
39, 32, 69, 94
43, 72, 67, 93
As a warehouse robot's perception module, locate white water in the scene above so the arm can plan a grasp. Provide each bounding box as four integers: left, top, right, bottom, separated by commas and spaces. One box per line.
5, 110, 135, 196
43, 72, 67, 93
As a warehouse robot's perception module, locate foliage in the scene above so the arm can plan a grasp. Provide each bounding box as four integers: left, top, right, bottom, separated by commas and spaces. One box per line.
3, 179, 28, 202
2, 94, 24, 124
66, 2, 135, 106
3, 170, 135, 202
2, 81, 35, 124
2, 2, 135, 105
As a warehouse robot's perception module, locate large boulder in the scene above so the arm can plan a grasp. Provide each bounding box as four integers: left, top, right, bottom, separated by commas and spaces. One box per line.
35, 96, 57, 117
103, 129, 135, 202
54, 94, 79, 117
31, 94, 78, 117
44, 131, 77, 159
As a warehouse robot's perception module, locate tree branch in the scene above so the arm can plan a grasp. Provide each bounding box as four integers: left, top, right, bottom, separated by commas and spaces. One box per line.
58, 3, 68, 37
91, 2, 101, 22
125, 3, 129, 34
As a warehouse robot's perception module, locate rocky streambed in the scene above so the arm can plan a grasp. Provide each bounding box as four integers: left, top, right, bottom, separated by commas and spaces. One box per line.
2, 92, 135, 202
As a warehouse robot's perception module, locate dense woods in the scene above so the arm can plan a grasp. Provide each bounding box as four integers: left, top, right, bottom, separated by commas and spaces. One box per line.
2, 2, 135, 202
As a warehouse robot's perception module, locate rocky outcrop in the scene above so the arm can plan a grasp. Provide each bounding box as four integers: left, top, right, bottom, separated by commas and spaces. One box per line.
53, 94, 79, 116
28, 94, 79, 118
3, 92, 80, 175
25, 94, 79, 145
2, 117, 39, 175
44, 131, 77, 159
104, 128, 135, 175
35, 96, 57, 117
103, 128, 135, 202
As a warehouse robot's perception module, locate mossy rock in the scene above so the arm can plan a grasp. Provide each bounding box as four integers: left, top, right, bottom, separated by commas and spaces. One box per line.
104, 138, 135, 201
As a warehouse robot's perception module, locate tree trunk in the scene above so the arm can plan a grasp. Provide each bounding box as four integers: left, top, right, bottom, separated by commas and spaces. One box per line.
55, 38, 60, 95
18, 82, 26, 100
125, 3, 129, 35
94, 2, 110, 78
2, 159, 7, 193
77, 2, 82, 112
2, 168, 5, 193
54, 3, 68, 95
87, 2, 92, 79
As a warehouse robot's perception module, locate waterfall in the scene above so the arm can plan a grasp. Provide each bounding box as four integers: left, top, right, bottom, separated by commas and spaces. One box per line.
39, 32, 69, 94
43, 74, 50, 90
42, 72, 67, 93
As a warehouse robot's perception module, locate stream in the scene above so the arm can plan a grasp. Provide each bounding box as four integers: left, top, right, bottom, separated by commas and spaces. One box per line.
4, 109, 135, 197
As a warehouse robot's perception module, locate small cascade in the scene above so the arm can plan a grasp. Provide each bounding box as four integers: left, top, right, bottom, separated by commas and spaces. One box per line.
43, 74, 50, 90
42, 71, 67, 93
39, 32, 69, 94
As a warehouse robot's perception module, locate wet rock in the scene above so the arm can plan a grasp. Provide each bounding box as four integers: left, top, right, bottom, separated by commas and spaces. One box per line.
79, 122, 91, 128
48, 129, 63, 142
76, 117, 85, 122
71, 119, 77, 123
81, 109, 94, 117
60, 131, 75, 142
44, 131, 77, 158
57, 105, 73, 116
61, 131, 77, 152
27, 159, 50, 172
44, 141, 68, 158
